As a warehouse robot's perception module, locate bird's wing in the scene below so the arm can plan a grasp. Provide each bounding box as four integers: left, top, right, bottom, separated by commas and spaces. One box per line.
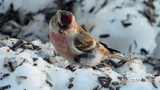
73, 27, 96, 52
98, 41, 121, 53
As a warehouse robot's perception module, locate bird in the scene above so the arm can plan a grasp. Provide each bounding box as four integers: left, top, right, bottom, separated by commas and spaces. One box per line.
49, 10, 133, 67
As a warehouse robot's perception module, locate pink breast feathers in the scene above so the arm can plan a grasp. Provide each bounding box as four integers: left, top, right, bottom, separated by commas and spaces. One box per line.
50, 31, 68, 48
50, 31, 74, 60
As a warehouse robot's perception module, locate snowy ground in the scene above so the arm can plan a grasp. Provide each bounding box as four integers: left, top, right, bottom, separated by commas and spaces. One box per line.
0, 0, 160, 90
0, 38, 159, 90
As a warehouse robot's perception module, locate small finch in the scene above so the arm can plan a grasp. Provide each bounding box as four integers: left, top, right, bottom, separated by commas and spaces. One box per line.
49, 10, 133, 67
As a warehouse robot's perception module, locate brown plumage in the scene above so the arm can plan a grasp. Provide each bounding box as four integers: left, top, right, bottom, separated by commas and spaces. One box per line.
49, 10, 133, 67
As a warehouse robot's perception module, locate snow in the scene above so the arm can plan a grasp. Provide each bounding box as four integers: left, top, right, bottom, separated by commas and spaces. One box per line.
17, 14, 49, 42
74, 0, 158, 55
0, 39, 160, 90
0, 0, 12, 13
0, 0, 160, 90
0, 0, 56, 14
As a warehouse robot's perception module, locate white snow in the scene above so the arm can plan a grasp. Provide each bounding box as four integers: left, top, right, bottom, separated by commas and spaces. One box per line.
74, 0, 158, 55
0, 39, 159, 90
0, 0, 160, 90
0, 0, 56, 14
17, 14, 49, 42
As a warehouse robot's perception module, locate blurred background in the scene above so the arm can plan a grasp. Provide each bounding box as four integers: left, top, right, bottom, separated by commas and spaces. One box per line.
0, 0, 160, 58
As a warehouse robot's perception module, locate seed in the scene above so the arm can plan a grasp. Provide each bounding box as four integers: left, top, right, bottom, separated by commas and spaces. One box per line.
68, 83, 74, 89
46, 80, 53, 87
4, 57, 9, 67
12, 40, 25, 51
9, 62, 15, 72
0, 73, 10, 80
99, 34, 110, 38
0, 85, 11, 89
152, 80, 158, 89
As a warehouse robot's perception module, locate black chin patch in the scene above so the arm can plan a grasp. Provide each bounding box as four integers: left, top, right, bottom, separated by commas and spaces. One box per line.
58, 22, 69, 30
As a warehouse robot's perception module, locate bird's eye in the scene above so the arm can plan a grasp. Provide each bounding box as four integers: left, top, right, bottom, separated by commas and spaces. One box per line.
57, 22, 61, 27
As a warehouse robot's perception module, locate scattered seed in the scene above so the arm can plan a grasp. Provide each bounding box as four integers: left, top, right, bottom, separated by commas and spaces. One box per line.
138, 10, 156, 23
24, 33, 33, 38
18, 76, 27, 79
121, 21, 132, 27
16, 76, 27, 85
111, 81, 119, 85
110, 19, 115, 22
95, 0, 108, 13
100, 0, 108, 9
0, 85, 11, 90
99, 34, 110, 38
89, 7, 95, 13
129, 45, 132, 53
8, 62, 15, 72
12, 40, 25, 51
108, 86, 114, 90
133, 40, 137, 48
34, 63, 37, 66
0, 73, 10, 80
115, 6, 122, 9
109, 59, 118, 68
140, 48, 149, 55
43, 58, 53, 64
143, 1, 155, 9
69, 77, 74, 82
117, 60, 127, 67
89, 25, 95, 32
118, 77, 122, 80
98, 75, 112, 88
116, 86, 121, 90
66, 65, 76, 72
68, 83, 74, 89
33, 58, 38, 62
129, 67, 133, 70
46, 80, 53, 87
4, 57, 9, 67
152, 79, 158, 89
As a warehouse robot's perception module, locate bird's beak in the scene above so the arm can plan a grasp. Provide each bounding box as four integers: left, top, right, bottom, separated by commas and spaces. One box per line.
59, 30, 67, 35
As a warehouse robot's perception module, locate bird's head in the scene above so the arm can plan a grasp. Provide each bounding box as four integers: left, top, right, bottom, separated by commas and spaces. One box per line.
54, 10, 75, 30
49, 10, 77, 35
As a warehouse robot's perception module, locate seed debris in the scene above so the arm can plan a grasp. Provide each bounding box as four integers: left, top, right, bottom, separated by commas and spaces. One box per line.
0, 85, 11, 90
3, 57, 9, 67
46, 80, 53, 87
0, 73, 10, 80
68, 83, 74, 89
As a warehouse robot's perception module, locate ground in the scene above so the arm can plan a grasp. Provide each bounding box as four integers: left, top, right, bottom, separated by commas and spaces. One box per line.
0, 0, 160, 90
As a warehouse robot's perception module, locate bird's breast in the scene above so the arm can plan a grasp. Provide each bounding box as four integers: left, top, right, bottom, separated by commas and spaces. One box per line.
49, 31, 74, 60
50, 31, 68, 48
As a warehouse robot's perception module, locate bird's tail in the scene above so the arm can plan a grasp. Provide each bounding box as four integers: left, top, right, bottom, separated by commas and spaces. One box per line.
108, 54, 134, 61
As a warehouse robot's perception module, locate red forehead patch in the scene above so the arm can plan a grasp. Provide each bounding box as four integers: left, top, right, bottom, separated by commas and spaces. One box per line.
60, 15, 72, 24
